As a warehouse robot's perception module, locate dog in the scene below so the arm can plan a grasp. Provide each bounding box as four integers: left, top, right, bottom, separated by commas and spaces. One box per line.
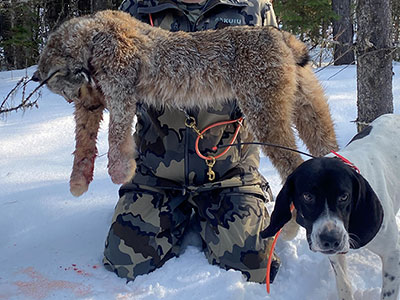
32, 10, 338, 198
261, 113, 400, 300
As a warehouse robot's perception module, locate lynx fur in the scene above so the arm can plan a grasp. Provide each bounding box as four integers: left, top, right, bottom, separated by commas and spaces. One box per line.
33, 10, 338, 198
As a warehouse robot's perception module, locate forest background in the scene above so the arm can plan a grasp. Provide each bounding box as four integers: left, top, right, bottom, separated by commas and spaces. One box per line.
0, 0, 399, 70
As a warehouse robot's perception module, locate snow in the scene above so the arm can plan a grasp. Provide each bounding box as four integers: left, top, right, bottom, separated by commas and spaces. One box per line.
0, 64, 399, 300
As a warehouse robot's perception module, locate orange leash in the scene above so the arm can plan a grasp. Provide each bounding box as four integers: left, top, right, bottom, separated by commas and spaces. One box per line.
194, 117, 243, 161
149, 13, 154, 26
266, 203, 295, 293
188, 117, 243, 181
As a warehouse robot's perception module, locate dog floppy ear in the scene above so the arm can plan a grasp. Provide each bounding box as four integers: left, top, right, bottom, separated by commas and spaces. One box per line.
261, 175, 294, 238
348, 172, 384, 249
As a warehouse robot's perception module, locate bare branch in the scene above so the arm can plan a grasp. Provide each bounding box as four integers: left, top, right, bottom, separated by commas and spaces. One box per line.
0, 77, 25, 110
0, 76, 44, 117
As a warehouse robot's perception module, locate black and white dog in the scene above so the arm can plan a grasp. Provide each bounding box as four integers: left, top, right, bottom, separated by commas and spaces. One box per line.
261, 114, 400, 300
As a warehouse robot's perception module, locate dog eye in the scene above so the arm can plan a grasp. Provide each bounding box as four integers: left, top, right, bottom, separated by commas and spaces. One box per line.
302, 192, 314, 203
338, 193, 349, 202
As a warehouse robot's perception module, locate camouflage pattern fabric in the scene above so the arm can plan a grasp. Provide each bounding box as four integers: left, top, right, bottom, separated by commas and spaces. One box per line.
103, 182, 277, 282
133, 102, 269, 186
103, 0, 280, 283
120, 0, 277, 31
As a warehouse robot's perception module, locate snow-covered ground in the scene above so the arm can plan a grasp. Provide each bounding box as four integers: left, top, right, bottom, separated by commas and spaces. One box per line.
0, 64, 399, 300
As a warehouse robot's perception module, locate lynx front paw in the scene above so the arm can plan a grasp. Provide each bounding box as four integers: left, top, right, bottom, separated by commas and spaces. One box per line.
70, 175, 89, 197
108, 157, 136, 184
70, 156, 96, 197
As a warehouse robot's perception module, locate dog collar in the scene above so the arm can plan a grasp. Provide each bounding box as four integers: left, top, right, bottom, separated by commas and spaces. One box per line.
330, 150, 361, 174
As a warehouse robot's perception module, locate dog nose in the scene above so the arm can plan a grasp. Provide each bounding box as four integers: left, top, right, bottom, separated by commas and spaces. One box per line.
319, 229, 342, 251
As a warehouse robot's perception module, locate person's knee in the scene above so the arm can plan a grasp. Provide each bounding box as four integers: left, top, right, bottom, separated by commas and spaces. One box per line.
103, 189, 190, 281
204, 229, 280, 283
103, 220, 181, 281
196, 189, 280, 283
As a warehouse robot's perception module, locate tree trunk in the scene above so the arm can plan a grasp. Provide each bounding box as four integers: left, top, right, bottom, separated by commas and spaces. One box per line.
44, 0, 71, 31
332, 0, 355, 65
91, 0, 113, 13
393, 0, 400, 61
356, 0, 393, 132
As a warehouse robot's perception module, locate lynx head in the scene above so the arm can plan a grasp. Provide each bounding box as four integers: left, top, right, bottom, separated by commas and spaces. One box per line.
32, 16, 96, 103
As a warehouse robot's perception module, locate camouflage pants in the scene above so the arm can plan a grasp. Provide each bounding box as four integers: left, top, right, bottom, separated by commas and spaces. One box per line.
103, 182, 279, 283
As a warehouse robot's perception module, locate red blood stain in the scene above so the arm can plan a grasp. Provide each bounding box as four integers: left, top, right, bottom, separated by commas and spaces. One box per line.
61, 264, 94, 276
14, 267, 91, 299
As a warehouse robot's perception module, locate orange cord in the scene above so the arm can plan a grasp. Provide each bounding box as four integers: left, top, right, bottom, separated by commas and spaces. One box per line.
266, 203, 295, 293
149, 13, 154, 27
194, 117, 243, 161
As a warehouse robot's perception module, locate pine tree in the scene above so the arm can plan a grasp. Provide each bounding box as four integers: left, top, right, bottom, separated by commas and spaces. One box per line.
274, 0, 336, 47
356, 0, 393, 131
332, 0, 354, 65
393, 0, 400, 61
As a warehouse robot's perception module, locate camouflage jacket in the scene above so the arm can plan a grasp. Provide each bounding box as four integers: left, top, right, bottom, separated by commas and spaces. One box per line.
119, 0, 277, 191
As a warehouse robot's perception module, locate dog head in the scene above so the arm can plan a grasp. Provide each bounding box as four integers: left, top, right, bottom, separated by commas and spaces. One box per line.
32, 16, 96, 103
261, 157, 384, 254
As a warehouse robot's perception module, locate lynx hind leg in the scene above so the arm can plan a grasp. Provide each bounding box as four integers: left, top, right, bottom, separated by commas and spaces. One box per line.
241, 94, 302, 239
70, 85, 104, 197
293, 66, 339, 156
239, 88, 303, 181
106, 97, 137, 185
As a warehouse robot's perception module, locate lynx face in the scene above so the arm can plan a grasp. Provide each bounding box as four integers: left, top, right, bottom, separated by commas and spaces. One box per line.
32, 27, 93, 104
33, 63, 92, 103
